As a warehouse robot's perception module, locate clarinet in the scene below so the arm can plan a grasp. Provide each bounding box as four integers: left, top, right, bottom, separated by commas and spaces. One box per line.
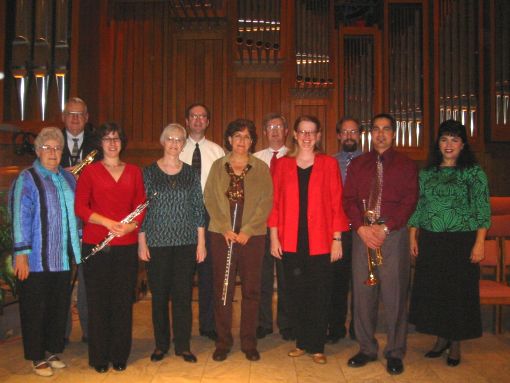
83, 192, 157, 261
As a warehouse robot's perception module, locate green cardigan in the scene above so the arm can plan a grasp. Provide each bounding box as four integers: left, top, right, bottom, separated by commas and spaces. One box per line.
204, 153, 273, 236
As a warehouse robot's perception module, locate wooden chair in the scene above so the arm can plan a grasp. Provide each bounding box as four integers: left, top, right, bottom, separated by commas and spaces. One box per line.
490, 196, 510, 216
479, 214, 510, 334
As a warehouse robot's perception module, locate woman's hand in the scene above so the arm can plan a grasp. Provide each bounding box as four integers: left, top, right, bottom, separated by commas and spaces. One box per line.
14, 254, 30, 280
196, 242, 207, 263
470, 240, 485, 263
409, 227, 419, 257
236, 232, 251, 245
269, 227, 282, 259
330, 240, 343, 262
138, 232, 150, 261
111, 222, 137, 237
223, 230, 237, 246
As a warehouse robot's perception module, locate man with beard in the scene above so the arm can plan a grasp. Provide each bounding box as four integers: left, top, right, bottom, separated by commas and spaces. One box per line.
180, 103, 225, 341
326, 117, 363, 344
343, 113, 418, 375
254, 113, 294, 341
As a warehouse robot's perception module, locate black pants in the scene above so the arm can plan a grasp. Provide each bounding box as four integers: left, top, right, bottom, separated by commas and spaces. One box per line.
147, 245, 196, 353
83, 244, 138, 366
18, 271, 71, 361
327, 229, 353, 336
283, 251, 331, 354
198, 215, 215, 333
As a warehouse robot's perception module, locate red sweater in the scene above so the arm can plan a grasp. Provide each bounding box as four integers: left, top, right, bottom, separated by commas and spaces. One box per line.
268, 154, 349, 255
75, 162, 146, 246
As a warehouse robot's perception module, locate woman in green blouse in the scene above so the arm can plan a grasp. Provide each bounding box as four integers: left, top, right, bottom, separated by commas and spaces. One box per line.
138, 123, 206, 363
408, 120, 490, 367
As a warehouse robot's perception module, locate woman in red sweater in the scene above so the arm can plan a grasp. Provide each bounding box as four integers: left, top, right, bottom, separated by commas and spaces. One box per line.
268, 115, 349, 364
75, 122, 146, 373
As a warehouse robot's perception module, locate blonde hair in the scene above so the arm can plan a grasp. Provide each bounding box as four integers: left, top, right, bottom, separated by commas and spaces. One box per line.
287, 115, 323, 157
160, 123, 187, 145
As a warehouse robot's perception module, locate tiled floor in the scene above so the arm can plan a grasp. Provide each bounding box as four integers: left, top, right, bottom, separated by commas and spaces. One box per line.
1, 290, 510, 383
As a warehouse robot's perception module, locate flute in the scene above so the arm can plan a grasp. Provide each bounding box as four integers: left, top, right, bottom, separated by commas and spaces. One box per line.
222, 203, 239, 306
83, 192, 157, 261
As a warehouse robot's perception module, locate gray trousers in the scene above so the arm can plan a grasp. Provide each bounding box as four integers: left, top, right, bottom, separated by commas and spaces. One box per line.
351, 227, 410, 359
258, 234, 290, 331
66, 264, 88, 339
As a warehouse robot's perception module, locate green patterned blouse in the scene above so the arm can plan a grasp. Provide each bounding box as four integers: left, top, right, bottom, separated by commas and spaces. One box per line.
141, 162, 206, 247
408, 165, 490, 232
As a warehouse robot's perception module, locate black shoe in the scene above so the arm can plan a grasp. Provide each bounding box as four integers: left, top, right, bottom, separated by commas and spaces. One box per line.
244, 349, 260, 361
212, 348, 229, 362
256, 327, 273, 339
447, 357, 460, 367
112, 362, 126, 371
424, 342, 451, 358
150, 349, 166, 362
94, 365, 109, 373
176, 351, 197, 363
347, 352, 377, 367
200, 329, 218, 341
280, 328, 295, 341
386, 358, 403, 375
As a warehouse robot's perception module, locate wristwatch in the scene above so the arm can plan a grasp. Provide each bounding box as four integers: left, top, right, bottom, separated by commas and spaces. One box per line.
382, 225, 390, 236
332, 237, 342, 242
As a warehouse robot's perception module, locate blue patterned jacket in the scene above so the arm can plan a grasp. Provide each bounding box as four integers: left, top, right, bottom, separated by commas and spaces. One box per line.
9, 160, 82, 272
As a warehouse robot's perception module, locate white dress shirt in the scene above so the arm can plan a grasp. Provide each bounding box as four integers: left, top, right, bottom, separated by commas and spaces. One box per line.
180, 136, 225, 191
254, 145, 289, 167
66, 131, 85, 160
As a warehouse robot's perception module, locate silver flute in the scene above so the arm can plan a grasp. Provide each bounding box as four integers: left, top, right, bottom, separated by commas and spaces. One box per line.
83, 192, 157, 261
222, 203, 239, 306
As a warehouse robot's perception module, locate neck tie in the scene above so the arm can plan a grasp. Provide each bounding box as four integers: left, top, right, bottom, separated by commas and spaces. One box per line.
270, 151, 278, 170
368, 155, 383, 219
71, 138, 79, 165
345, 153, 354, 176
192, 143, 201, 176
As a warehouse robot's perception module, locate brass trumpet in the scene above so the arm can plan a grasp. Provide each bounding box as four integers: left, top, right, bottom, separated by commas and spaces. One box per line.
362, 200, 383, 286
71, 149, 98, 176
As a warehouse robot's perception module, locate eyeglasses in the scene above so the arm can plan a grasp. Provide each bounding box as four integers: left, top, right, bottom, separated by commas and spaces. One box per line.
296, 130, 318, 137
65, 111, 86, 118
189, 114, 208, 120
267, 124, 284, 131
232, 133, 252, 141
102, 137, 121, 144
371, 126, 393, 133
39, 145, 63, 152
340, 129, 359, 136
165, 136, 185, 144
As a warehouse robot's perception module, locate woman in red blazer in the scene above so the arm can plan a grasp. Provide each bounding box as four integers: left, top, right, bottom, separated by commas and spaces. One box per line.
268, 115, 349, 364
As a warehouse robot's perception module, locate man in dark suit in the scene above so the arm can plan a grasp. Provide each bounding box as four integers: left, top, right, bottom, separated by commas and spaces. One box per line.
60, 97, 96, 170
61, 97, 95, 345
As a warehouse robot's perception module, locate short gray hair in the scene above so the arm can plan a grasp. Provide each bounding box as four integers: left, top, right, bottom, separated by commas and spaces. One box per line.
64, 97, 88, 114
160, 123, 187, 145
34, 127, 64, 150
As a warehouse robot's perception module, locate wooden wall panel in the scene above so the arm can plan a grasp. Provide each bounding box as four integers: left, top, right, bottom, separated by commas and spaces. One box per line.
230, 77, 283, 151
105, 2, 169, 150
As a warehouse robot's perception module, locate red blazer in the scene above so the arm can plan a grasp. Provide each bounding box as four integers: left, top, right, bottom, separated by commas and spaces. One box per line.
268, 154, 349, 255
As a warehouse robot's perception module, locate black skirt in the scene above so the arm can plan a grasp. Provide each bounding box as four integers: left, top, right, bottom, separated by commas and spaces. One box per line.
409, 230, 482, 340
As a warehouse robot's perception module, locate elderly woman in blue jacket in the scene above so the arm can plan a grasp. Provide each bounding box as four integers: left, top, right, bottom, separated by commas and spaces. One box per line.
10, 127, 82, 377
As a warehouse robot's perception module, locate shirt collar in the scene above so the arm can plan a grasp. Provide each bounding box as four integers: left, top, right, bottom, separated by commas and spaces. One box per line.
188, 136, 206, 146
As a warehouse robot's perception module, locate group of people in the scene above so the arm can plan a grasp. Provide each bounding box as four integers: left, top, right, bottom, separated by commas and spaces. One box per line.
9, 98, 490, 377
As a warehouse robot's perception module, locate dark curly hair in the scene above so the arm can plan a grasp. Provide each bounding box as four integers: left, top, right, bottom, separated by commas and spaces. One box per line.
96, 122, 128, 158
224, 119, 257, 152
427, 119, 477, 170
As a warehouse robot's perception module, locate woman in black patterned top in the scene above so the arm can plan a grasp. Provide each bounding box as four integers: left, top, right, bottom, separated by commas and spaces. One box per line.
138, 123, 206, 363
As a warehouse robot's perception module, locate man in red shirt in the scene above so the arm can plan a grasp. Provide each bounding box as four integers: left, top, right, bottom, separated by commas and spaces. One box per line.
343, 113, 418, 376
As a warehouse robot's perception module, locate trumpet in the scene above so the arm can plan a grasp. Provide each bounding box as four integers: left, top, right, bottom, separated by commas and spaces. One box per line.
362, 199, 383, 286
83, 192, 157, 261
71, 149, 98, 175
